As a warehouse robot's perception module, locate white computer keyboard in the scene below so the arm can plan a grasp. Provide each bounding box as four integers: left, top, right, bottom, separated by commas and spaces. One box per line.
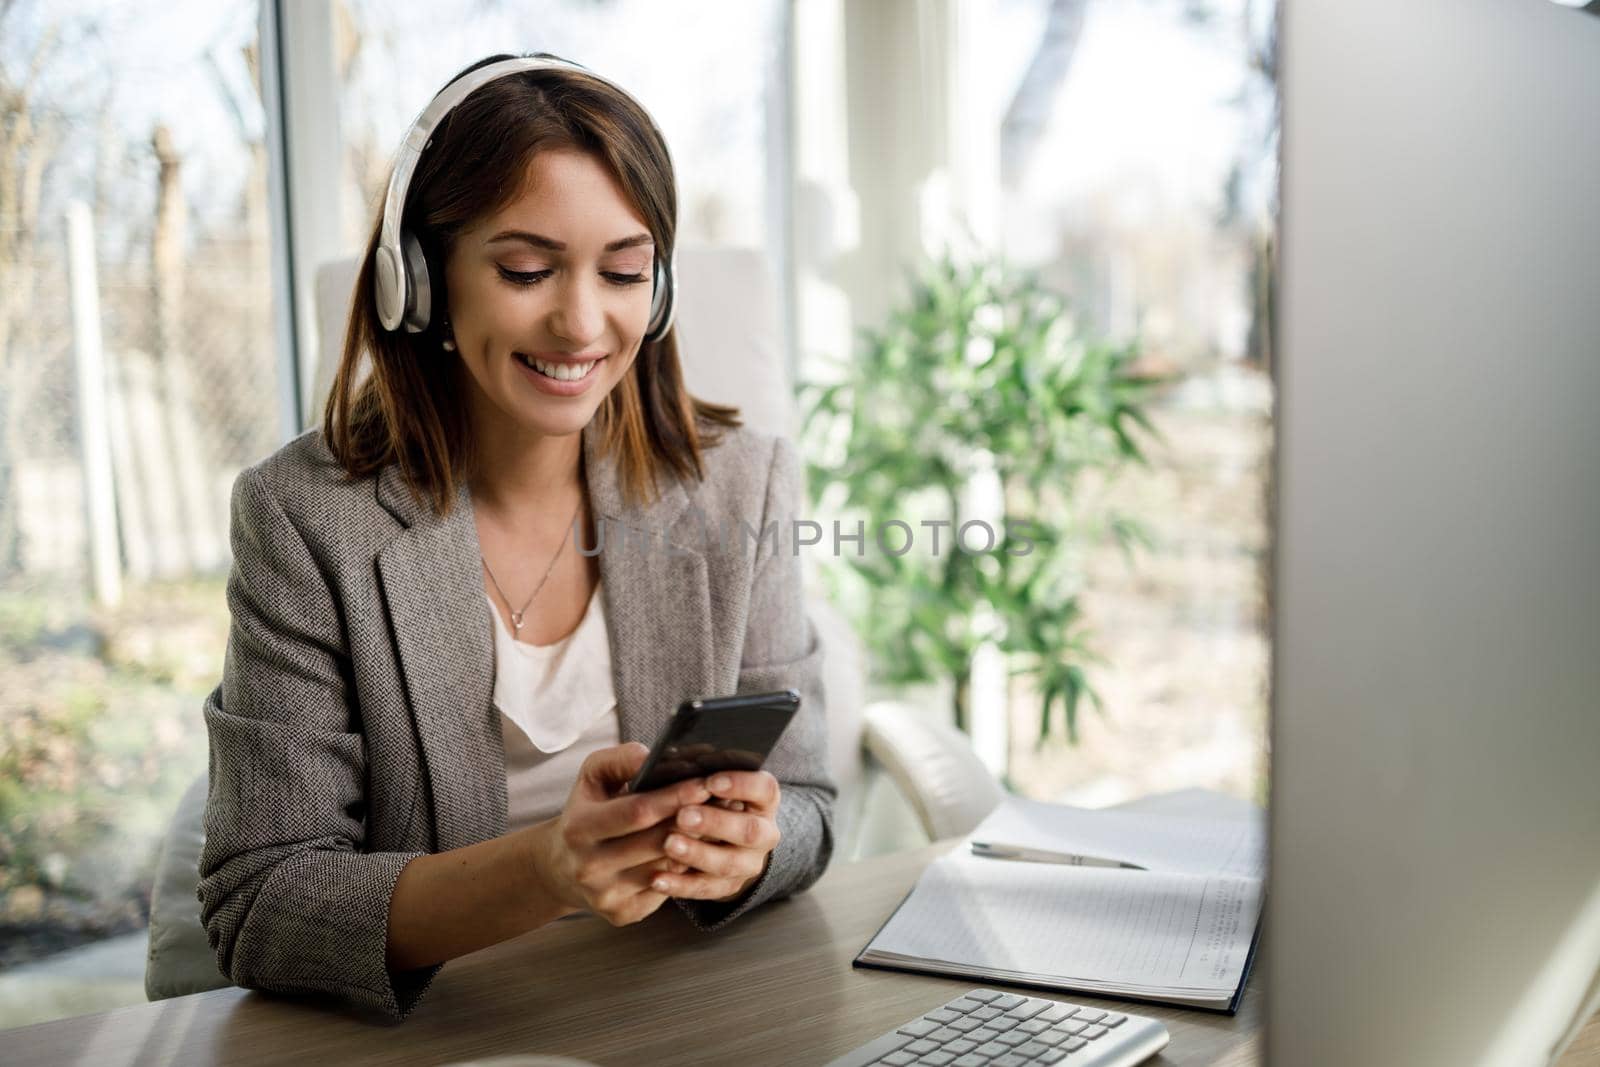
823, 988, 1171, 1067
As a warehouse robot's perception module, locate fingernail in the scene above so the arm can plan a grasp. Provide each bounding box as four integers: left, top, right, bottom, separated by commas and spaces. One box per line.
670, 837, 689, 855
711, 775, 731, 791
653, 878, 669, 892
682, 809, 702, 827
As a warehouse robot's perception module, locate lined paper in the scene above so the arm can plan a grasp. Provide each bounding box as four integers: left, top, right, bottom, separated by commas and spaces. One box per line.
867, 850, 1259, 996
858, 791, 1267, 1009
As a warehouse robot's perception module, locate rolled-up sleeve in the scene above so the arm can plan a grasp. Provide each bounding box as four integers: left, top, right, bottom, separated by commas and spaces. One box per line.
198, 466, 438, 1021
675, 435, 838, 932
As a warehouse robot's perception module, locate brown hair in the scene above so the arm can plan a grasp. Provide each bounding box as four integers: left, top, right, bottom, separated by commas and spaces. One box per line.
323, 54, 739, 517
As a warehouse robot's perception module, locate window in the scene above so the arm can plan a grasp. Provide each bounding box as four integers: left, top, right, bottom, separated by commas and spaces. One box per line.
793, 0, 1276, 808
0, 0, 273, 1024
337, 0, 786, 255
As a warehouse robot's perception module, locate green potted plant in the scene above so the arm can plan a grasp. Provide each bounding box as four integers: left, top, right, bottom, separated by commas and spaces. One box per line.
800, 253, 1165, 747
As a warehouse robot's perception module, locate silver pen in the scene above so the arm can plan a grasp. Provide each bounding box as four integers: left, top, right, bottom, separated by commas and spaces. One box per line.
970, 842, 1148, 870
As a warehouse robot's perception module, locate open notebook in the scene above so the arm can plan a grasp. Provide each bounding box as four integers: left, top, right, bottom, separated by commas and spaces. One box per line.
855, 789, 1265, 1013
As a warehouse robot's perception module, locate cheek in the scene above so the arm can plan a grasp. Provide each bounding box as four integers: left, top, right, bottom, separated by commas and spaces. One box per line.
621, 285, 655, 334
467, 288, 534, 339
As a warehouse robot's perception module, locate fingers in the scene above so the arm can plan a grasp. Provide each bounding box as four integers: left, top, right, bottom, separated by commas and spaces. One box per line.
651, 849, 774, 901
579, 857, 677, 927
675, 802, 780, 852
570, 775, 711, 849
704, 770, 781, 813
577, 741, 651, 798
662, 823, 779, 880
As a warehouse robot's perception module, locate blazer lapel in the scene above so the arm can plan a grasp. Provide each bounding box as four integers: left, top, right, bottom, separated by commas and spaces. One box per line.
583, 421, 719, 748
375, 466, 503, 852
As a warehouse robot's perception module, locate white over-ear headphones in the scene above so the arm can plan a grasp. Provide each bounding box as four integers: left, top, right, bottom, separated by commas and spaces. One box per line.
372, 54, 678, 343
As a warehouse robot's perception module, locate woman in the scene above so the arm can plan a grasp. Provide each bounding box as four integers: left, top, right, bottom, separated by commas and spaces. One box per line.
197, 54, 835, 1023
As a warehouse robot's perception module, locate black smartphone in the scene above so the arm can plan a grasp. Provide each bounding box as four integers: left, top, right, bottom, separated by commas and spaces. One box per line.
625, 689, 801, 795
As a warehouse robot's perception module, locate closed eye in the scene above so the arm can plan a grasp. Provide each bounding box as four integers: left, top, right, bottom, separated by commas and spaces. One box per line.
497, 266, 650, 288
497, 266, 551, 286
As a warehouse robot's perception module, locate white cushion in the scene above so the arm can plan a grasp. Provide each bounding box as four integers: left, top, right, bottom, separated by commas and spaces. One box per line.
861, 701, 1006, 842
671, 245, 794, 439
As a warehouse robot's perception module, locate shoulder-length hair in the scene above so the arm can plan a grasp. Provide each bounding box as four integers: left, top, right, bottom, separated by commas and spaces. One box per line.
323, 53, 739, 517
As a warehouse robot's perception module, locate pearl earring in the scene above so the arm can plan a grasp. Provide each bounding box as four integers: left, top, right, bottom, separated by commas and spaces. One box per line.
441, 318, 456, 352
442, 338, 457, 352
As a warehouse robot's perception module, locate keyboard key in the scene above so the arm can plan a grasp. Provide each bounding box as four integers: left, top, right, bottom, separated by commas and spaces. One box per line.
984, 1016, 1018, 1032
1016, 1040, 1049, 1057
897, 1020, 940, 1038
1073, 1008, 1106, 1024
1081, 1025, 1109, 1041
927, 1028, 962, 1044
1034, 1051, 1069, 1065
1016, 1019, 1050, 1035
948, 1017, 984, 1033
973, 1041, 1010, 1057
971, 1006, 1003, 1021
1101, 1012, 1127, 1028
990, 994, 1026, 1011
951, 1057, 988, 1067
916, 1053, 955, 1066
993, 1055, 1028, 1067
904, 1039, 938, 1054
944, 997, 984, 1014
944, 1039, 977, 1055
1063, 1037, 1088, 1052
877, 1053, 915, 1066
995, 1031, 1029, 1047
968, 1027, 1002, 1043
926, 1009, 960, 1024
966, 989, 1004, 1003
1003, 1000, 1049, 1021
1038, 1004, 1075, 1024
1051, 1020, 1087, 1036
1036, 1029, 1066, 1047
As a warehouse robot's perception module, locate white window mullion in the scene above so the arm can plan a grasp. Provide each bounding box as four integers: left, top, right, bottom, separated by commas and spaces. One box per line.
260, 0, 344, 442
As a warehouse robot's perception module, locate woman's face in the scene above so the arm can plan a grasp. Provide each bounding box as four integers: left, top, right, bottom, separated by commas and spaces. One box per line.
444, 147, 656, 441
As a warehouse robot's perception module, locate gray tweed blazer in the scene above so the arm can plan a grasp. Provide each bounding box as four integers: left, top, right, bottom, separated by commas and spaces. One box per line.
197, 419, 836, 1022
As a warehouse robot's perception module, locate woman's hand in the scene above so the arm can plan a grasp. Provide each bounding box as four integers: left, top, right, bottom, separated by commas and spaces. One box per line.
528, 742, 708, 927
650, 770, 782, 904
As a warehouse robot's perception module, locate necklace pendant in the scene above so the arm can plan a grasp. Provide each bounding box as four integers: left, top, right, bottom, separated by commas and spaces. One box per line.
511, 611, 525, 631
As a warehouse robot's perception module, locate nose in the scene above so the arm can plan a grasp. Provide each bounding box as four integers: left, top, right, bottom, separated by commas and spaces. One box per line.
547, 274, 604, 348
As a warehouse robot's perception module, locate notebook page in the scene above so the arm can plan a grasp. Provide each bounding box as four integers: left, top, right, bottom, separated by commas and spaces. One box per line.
1109, 786, 1262, 823
867, 849, 1260, 994
971, 795, 1266, 880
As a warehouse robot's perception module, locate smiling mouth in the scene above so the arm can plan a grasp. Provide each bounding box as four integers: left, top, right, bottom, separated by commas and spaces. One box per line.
515, 353, 604, 381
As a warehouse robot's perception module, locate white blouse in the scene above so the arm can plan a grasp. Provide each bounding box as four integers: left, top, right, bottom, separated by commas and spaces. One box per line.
487, 578, 620, 833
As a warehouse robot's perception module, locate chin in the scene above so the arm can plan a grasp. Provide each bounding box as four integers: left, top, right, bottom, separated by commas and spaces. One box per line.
515, 402, 599, 439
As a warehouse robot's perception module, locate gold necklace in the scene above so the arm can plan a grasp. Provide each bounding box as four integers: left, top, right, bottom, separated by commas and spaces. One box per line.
482, 497, 583, 632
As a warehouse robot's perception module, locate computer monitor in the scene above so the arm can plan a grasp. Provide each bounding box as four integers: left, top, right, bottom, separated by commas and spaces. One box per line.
1269, 0, 1600, 1063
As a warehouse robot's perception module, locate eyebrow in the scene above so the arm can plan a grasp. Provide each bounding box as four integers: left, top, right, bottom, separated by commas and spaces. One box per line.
485, 230, 654, 253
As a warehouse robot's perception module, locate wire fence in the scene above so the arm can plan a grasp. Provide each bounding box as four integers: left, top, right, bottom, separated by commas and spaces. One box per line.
1, 225, 277, 587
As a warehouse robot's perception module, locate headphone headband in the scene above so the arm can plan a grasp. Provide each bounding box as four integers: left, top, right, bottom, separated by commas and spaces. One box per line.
373, 55, 678, 342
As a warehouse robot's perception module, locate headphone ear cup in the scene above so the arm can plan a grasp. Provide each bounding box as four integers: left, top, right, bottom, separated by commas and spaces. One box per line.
400, 229, 433, 333
645, 253, 676, 342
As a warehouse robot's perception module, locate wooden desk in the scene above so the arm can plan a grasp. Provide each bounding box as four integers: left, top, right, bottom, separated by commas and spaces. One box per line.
6, 840, 1594, 1066
5, 841, 1256, 1066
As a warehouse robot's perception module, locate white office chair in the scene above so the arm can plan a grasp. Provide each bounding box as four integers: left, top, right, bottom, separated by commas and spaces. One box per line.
143, 245, 1003, 1001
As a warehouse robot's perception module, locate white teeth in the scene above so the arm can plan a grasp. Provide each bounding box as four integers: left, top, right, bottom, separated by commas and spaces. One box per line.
526, 356, 598, 382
